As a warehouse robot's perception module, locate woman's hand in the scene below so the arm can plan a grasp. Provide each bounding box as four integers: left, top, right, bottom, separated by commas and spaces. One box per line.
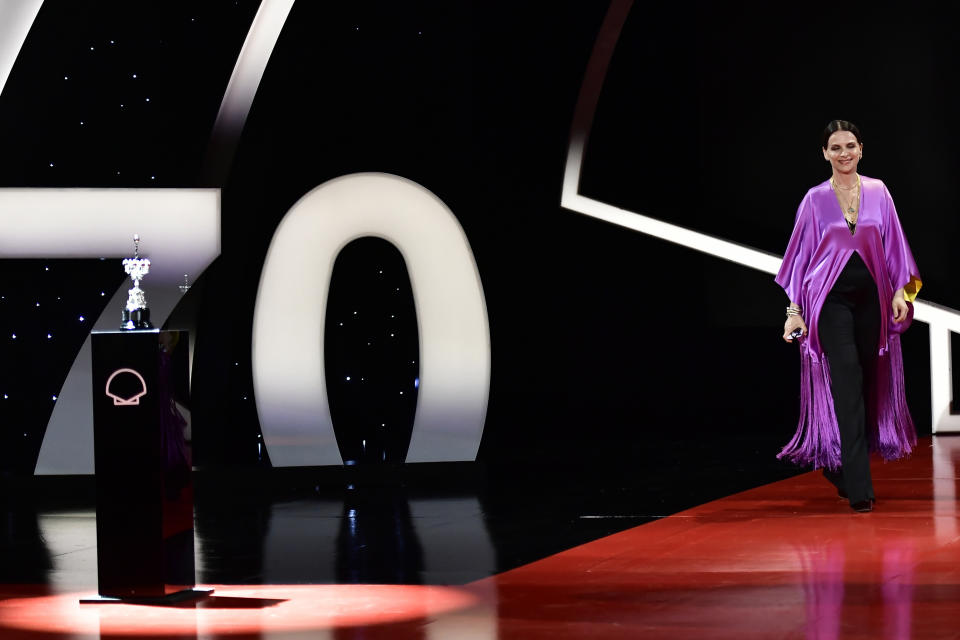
783, 315, 808, 342
892, 288, 909, 323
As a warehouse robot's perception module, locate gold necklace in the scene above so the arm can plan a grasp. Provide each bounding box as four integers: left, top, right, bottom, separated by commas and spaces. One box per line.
831, 176, 860, 215
832, 174, 860, 191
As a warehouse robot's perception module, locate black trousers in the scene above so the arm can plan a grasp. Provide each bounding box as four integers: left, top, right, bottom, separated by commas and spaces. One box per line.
818, 252, 880, 504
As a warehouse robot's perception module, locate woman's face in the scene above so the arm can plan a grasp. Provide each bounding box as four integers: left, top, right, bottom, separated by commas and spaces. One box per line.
822, 131, 862, 175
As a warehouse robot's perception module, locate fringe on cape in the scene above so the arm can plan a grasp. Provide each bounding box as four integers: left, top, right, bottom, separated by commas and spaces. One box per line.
870, 334, 918, 460
777, 334, 916, 470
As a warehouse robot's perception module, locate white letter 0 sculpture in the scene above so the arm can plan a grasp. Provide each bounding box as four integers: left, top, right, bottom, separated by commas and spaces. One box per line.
252, 173, 491, 466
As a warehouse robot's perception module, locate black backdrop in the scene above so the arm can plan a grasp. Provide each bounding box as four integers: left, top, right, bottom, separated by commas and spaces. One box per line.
0, 1, 954, 479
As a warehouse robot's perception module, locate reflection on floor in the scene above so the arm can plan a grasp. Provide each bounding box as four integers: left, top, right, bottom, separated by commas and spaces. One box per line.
483, 435, 960, 639
1, 435, 958, 638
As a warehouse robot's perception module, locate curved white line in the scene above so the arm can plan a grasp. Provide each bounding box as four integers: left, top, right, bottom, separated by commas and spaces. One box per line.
0, 0, 44, 99
562, 0, 960, 432
204, 0, 297, 183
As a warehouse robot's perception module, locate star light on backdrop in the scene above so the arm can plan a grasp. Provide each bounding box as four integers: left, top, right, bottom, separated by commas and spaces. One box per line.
0, 189, 220, 474
0, 259, 121, 473
0, 2, 258, 474
326, 238, 419, 465
0, 2, 261, 187
1, 2, 463, 473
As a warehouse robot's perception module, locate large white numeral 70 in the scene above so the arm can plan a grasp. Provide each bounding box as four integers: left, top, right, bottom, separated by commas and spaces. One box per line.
2, 176, 490, 473
4, 6, 490, 471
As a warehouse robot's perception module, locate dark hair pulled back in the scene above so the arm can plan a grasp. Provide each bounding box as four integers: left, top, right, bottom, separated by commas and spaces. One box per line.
822, 120, 862, 149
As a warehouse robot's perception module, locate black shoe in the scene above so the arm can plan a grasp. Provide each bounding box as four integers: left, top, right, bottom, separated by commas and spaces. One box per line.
851, 499, 874, 513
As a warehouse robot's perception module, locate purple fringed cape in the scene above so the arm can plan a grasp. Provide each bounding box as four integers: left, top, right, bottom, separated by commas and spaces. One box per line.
775, 176, 922, 470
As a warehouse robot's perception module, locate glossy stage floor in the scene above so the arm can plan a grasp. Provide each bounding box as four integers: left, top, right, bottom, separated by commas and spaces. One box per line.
1, 435, 959, 638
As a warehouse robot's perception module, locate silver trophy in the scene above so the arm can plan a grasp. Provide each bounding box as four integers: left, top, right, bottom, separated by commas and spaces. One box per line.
121, 234, 153, 330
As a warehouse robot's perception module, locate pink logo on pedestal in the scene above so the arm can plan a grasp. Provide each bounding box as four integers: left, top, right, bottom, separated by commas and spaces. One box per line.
105, 368, 148, 406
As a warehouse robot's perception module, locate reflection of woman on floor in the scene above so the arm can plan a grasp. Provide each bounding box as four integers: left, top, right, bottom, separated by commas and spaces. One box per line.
777, 120, 921, 513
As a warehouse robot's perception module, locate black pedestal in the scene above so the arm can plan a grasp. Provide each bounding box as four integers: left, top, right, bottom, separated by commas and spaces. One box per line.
86, 329, 209, 604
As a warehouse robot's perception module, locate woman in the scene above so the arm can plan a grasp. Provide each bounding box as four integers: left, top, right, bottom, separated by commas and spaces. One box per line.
776, 120, 921, 513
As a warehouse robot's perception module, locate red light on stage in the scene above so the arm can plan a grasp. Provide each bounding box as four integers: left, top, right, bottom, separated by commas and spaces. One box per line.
0, 584, 481, 637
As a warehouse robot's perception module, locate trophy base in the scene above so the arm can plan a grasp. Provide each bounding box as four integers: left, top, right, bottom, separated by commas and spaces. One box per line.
121, 308, 153, 331
80, 587, 214, 605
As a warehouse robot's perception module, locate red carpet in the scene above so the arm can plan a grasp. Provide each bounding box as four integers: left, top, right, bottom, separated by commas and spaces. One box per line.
2, 436, 958, 638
